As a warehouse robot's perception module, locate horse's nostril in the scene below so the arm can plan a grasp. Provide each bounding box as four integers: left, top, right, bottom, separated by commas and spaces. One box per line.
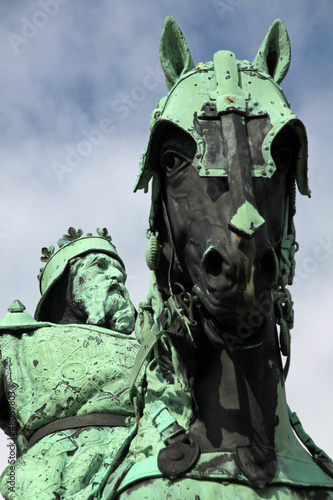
260, 249, 278, 287
203, 249, 223, 278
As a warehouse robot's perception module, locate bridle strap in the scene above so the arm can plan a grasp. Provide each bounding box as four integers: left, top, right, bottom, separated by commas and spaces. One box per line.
275, 191, 298, 380
129, 295, 181, 399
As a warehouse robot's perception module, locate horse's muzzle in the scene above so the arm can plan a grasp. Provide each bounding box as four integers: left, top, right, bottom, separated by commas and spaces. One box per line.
199, 235, 278, 321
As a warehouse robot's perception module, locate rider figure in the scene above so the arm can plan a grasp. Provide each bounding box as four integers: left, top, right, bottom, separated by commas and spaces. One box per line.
0, 227, 139, 499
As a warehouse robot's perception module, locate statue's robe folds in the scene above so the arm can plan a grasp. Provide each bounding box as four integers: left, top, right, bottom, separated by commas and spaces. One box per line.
0, 323, 140, 499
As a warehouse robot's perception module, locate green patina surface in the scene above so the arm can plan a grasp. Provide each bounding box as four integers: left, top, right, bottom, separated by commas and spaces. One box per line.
104, 16, 333, 500
0, 230, 140, 499
0, 324, 139, 499
0, 14, 332, 500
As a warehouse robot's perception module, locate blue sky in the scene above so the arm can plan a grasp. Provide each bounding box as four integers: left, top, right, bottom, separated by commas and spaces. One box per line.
0, 0, 332, 482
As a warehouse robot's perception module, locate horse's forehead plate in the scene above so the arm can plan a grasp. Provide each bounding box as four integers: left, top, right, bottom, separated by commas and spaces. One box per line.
150, 61, 297, 181
191, 114, 273, 178
135, 52, 309, 198
198, 97, 267, 120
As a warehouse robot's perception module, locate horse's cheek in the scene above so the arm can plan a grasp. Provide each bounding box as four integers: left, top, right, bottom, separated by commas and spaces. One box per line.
255, 179, 287, 247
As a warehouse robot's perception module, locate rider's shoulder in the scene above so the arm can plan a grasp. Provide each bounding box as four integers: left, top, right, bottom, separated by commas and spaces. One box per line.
0, 300, 46, 334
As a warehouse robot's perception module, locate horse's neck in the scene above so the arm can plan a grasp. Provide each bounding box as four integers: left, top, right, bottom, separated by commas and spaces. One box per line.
188, 316, 290, 453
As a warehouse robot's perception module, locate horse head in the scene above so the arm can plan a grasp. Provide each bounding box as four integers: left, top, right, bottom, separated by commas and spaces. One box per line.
123, 18, 333, 494
135, 17, 310, 353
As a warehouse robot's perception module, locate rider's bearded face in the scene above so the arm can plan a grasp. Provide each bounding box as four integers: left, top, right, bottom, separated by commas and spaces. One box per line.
70, 253, 135, 334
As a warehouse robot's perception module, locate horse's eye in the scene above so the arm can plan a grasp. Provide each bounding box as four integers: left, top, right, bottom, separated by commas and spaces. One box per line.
161, 151, 186, 172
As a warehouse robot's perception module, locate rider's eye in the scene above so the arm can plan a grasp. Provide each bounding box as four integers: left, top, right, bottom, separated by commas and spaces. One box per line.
161, 151, 186, 172
95, 260, 105, 270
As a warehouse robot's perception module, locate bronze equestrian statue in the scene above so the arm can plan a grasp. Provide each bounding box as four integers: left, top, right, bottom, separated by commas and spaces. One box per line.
0, 16, 332, 500
100, 17, 333, 500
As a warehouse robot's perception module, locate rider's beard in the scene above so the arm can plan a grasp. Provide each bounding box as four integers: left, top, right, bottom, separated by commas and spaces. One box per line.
73, 281, 135, 334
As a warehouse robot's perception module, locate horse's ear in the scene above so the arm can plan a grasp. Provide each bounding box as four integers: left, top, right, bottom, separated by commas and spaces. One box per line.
253, 19, 291, 85
159, 16, 195, 91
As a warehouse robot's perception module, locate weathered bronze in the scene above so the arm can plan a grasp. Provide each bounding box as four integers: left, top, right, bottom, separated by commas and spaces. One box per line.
0, 228, 140, 499
99, 17, 333, 499
1, 16, 333, 500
